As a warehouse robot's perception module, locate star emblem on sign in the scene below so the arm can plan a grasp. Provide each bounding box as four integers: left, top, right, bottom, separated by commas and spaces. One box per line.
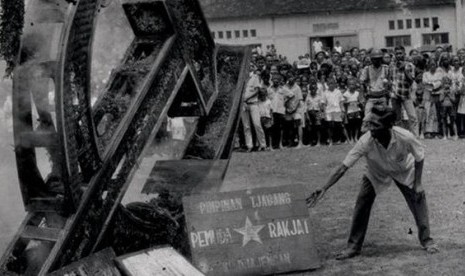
234, 216, 265, 247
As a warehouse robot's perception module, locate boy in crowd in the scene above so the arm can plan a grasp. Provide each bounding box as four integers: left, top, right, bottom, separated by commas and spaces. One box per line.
268, 75, 291, 149
283, 73, 304, 148
322, 77, 348, 145
258, 87, 274, 150
343, 78, 363, 143
305, 78, 324, 146
440, 77, 458, 140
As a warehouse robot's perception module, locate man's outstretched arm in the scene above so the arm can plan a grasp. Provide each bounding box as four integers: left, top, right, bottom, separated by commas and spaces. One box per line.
307, 135, 368, 207
323, 163, 349, 191
307, 163, 349, 207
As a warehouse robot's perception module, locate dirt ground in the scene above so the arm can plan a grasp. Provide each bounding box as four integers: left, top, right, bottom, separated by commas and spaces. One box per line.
1, 125, 465, 275
223, 141, 465, 275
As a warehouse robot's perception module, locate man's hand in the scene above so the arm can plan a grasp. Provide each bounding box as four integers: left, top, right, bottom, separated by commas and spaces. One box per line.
306, 187, 327, 208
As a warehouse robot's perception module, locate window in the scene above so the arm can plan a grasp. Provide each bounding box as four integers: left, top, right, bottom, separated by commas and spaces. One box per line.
432, 17, 439, 31
218, 31, 223, 39
234, 30, 240, 38
423, 18, 430, 28
415, 18, 421, 28
397, 20, 404, 30
423, 33, 449, 45
389, 20, 395, 30
406, 19, 412, 29
243, 30, 248, 38
226, 31, 232, 39
250, 29, 257, 37
211, 32, 215, 39
386, 35, 411, 47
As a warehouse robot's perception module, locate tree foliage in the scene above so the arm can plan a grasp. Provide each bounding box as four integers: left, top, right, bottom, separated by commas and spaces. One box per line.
0, 0, 25, 76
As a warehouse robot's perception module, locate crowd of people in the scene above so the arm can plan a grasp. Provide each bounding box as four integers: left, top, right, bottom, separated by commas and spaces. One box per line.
237, 43, 465, 151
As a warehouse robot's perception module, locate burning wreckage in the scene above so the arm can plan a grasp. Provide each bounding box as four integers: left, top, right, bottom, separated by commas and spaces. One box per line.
0, 0, 249, 274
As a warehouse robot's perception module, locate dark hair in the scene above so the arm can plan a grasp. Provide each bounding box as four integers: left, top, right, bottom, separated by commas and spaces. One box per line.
350, 47, 359, 54
255, 56, 266, 62
394, 46, 405, 52
372, 107, 396, 128
409, 49, 419, 56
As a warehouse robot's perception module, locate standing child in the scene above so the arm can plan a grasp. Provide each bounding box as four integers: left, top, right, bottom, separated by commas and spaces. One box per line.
258, 87, 274, 150
343, 78, 363, 143
440, 77, 458, 140
305, 78, 324, 146
322, 77, 348, 145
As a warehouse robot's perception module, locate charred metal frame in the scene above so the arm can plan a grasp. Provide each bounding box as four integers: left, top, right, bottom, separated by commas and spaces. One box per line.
1, 0, 250, 274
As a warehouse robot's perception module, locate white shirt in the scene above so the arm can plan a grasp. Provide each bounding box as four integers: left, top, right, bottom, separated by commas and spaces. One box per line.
342, 127, 425, 194
322, 88, 344, 114
313, 41, 323, 53
305, 94, 323, 111
268, 86, 293, 115
317, 82, 328, 96
258, 99, 272, 118
284, 84, 304, 120
244, 74, 262, 103
343, 90, 361, 113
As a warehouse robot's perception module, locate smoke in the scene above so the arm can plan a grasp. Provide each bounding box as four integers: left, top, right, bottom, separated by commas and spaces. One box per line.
394, 0, 413, 16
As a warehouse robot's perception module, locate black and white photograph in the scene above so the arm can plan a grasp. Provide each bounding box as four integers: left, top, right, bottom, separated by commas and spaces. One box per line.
0, 0, 464, 275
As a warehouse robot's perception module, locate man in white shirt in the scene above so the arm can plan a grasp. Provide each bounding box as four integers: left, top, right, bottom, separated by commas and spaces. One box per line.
242, 71, 266, 151
334, 41, 343, 54
312, 37, 323, 56
308, 106, 439, 259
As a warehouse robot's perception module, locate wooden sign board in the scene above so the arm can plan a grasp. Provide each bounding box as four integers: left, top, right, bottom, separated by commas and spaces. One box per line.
115, 245, 204, 276
183, 184, 321, 275
48, 248, 121, 276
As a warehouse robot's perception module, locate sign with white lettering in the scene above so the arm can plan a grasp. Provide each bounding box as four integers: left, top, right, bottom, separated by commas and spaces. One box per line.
183, 184, 320, 275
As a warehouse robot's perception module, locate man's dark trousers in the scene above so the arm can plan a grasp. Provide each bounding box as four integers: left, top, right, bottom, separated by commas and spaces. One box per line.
347, 176, 434, 251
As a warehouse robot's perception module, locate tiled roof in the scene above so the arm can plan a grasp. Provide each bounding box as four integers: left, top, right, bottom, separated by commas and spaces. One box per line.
199, 0, 456, 20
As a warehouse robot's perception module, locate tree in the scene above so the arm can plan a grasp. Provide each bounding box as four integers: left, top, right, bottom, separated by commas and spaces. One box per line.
0, 0, 25, 77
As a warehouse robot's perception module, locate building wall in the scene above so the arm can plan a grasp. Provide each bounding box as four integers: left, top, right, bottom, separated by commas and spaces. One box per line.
207, 5, 459, 61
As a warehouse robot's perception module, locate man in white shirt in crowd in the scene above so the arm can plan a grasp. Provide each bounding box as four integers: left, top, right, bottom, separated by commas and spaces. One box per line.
313, 37, 323, 57
242, 70, 266, 151
334, 41, 343, 54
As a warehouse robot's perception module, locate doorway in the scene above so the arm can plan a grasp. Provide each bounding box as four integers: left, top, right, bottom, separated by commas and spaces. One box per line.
310, 35, 359, 58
